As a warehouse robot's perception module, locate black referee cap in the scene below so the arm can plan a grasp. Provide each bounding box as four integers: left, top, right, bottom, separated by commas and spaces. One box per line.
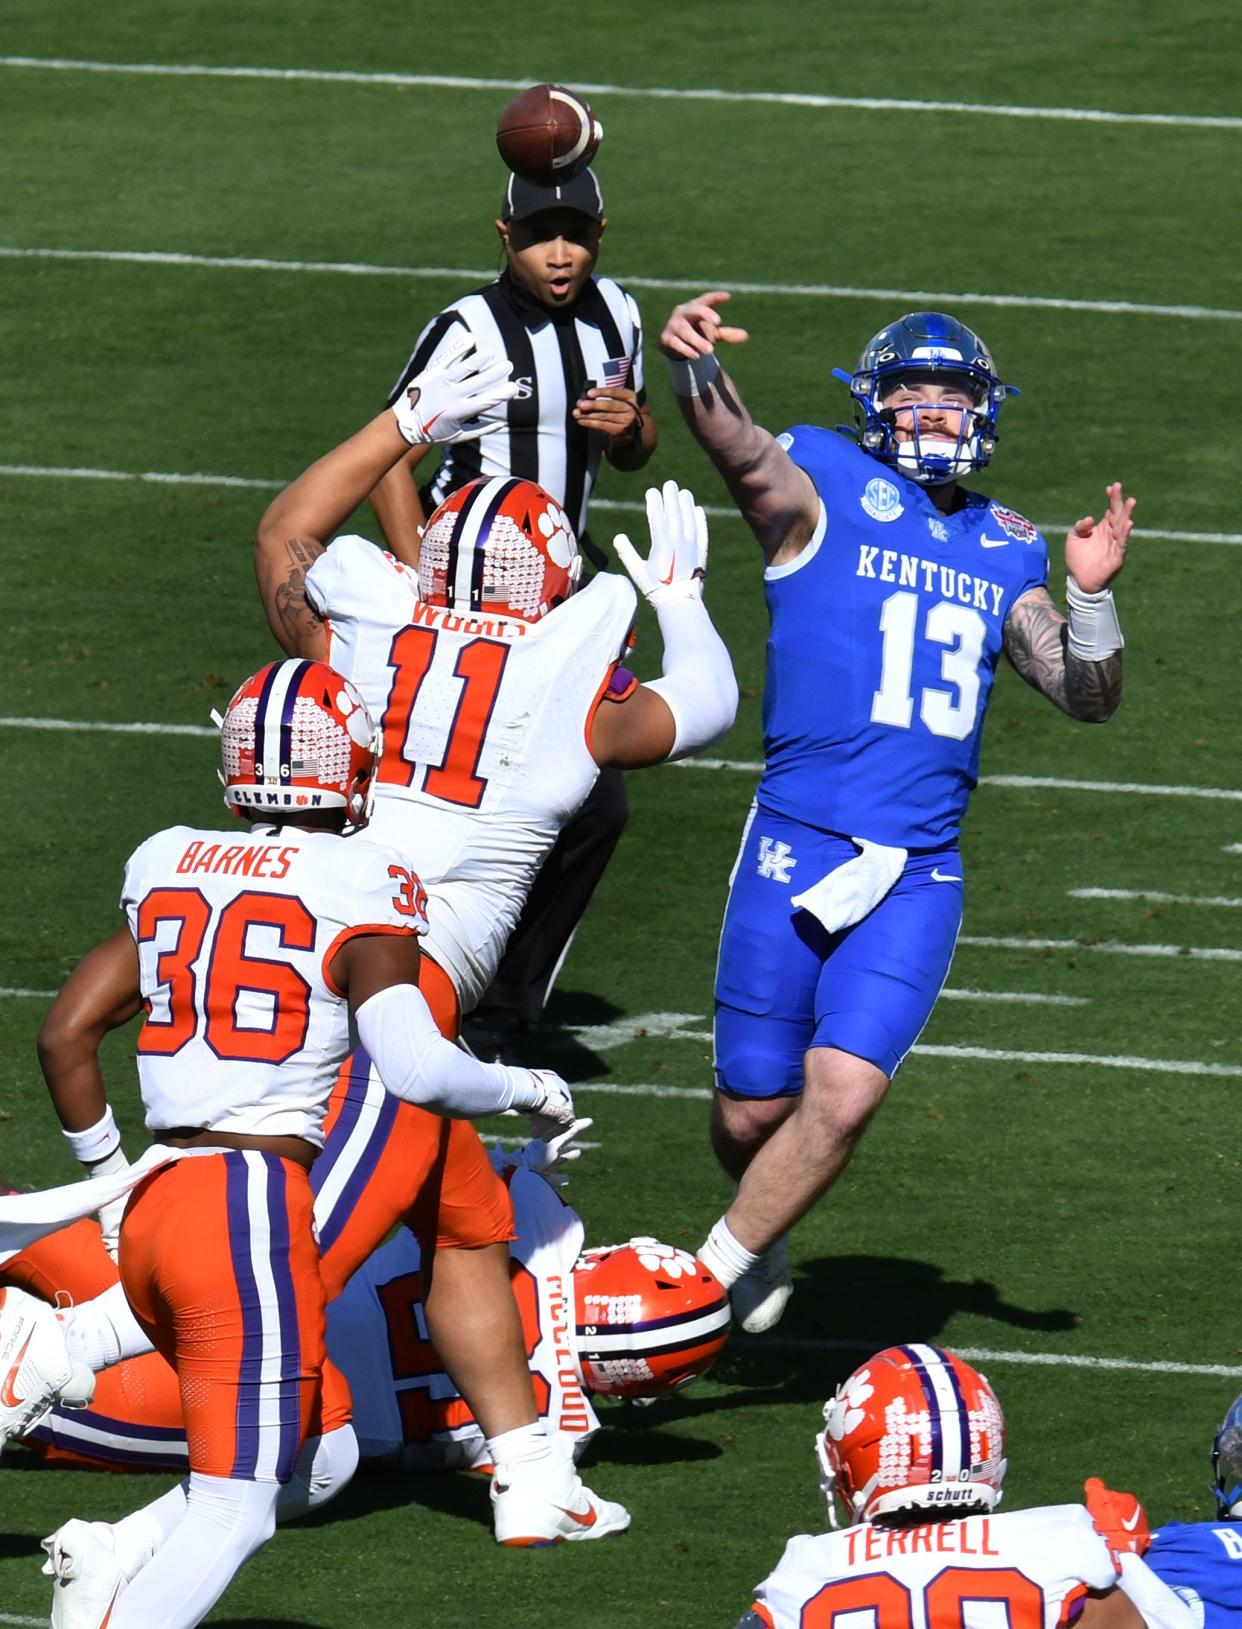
501, 168, 605, 223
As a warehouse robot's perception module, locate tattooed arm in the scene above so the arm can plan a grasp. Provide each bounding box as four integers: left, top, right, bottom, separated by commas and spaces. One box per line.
1003, 587, 1123, 721
255, 533, 328, 658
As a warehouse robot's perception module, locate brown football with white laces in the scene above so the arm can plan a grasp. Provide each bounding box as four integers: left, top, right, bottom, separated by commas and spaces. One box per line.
496, 83, 602, 183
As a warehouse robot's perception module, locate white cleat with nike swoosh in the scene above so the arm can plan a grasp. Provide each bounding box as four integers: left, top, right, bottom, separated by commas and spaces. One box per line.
41, 1519, 127, 1629
0, 1286, 95, 1452
491, 1459, 631, 1546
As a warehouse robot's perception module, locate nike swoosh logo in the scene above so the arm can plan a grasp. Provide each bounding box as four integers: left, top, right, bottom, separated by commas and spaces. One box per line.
0, 1330, 34, 1408
1121, 1509, 1141, 1531
979, 534, 1010, 548
931, 869, 963, 883
659, 561, 676, 585
556, 1502, 598, 1529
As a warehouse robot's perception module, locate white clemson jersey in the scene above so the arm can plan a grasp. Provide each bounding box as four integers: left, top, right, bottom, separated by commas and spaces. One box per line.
122, 824, 427, 1144
305, 536, 637, 1009
750, 1505, 1120, 1629
325, 1162, 598, 1469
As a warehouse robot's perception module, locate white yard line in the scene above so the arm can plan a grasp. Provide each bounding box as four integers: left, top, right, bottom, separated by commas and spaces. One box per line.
1, 245, 1237, 325
1225, 844, 1242, 855
0, 987, 58, 999
938, 989, 1089, 1007
958, 934, 1242, 963
1, 718, 1239, 809
735, 1335, 1242, 1380
0, 1614, 51, 1628
1070, 886, 1242, 908
1, 461, 1238, 548
915, 1043, 1242, 1078
2, 56, 1238, 132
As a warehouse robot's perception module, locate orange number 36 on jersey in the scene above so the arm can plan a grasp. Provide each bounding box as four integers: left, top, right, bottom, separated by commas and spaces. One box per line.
135, 888, 316, 1064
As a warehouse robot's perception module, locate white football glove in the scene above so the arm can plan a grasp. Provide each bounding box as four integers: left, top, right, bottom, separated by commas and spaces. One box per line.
511, 1116, 594, 1188
521, 1069, 577, 1140
392, 332, 519, 446
612, 480, 709, 608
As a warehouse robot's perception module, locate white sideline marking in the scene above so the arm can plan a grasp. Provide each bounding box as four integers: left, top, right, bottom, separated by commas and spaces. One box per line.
916, 1043, 1242, 1078
1, 718, 1239, 811
939, 988, 1088, 1007
1, 244, 1237, 325
959, 933, 1242, 963
1, 462, 1238, 549
1070, 886, 1242, 909
2, 56, 1238, 132
735, 1335, 1242, 1380
556, 1012, 707, 1050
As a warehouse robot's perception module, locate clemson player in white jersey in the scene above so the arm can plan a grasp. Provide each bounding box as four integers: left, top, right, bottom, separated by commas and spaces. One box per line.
2, 1136, 731, 1502
251, 340, 737, 1536
3, 658, 599, 1628
739, 1345, 1187, 1629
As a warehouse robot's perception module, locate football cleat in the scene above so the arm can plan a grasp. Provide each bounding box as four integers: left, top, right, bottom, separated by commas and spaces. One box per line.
1212, 1390, 1242, 1517
0, 1287, 95, 1452
216, 659, 381, 829
573, 1237, 731, 1398
418, 477, 582, 623
730, 1235, 793, 1335
490, 1460, 630, 1547
817, 1343, 1008, 1527
833, 311, 1017, 485
41, 1518, 127, 1628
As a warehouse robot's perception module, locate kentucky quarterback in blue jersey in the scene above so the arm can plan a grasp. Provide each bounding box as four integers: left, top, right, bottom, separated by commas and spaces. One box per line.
660, 294, 1135, 1334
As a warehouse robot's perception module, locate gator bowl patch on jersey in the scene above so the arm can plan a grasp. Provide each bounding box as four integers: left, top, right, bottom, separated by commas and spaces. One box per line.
989, 505, 1039, 543
861, 478, 904, 523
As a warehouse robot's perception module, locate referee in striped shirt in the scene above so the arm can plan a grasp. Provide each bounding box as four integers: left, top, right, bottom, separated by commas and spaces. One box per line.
369, 165, 658, 1061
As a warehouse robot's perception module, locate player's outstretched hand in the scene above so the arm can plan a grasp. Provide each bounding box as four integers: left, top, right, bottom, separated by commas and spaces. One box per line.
1084, 1476, 1151, 1555
613, 480, 708, 608
1065, 482, 1135, 593
512, 1116, 594, 1187
393, 331, 519, 446
523, 1069, 577, 1140
659, 291, 749, 360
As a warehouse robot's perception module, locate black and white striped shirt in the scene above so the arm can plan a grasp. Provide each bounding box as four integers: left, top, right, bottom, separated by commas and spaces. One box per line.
386, 271, 645, 539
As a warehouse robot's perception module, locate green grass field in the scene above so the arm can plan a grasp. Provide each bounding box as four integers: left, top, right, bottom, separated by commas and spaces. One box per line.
2, 3, 1241, 1623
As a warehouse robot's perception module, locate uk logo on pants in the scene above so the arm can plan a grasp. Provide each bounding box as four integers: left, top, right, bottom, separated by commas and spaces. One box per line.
756, 837, 796, 884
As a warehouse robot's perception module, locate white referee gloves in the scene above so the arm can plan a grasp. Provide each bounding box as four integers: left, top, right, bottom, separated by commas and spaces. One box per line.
393, 332, 519, 446
613, 480, 709, 608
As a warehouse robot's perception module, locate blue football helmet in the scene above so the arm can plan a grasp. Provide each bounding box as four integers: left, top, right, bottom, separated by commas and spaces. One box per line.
1213, 1392, 1242, 1517
833, 312, 1018, 486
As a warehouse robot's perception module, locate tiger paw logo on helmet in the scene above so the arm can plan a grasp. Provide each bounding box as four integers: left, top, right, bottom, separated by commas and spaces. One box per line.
418, 476, 582, 623
817, 1344, 1008, 1528
572, 1238, 732, 1400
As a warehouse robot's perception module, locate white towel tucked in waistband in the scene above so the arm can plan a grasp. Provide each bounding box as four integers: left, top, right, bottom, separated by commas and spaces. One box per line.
790, 837, 908, 934
0, 1143, 200, 1266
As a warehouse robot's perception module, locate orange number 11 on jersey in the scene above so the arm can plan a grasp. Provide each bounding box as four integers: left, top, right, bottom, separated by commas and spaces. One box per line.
377, 627, 511, 810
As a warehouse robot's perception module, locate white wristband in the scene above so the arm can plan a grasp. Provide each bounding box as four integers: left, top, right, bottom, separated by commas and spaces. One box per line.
1065, 576, 1124, 662
665, 352, 721, 400
63, 1106, 123, 1166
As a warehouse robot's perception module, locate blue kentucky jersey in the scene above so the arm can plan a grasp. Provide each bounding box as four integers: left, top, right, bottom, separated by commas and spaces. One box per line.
759, 426, 1049, 848
1147, 1521, 1242, 1627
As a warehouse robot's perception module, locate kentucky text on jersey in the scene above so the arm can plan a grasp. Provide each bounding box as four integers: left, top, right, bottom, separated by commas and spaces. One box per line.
854, 545, 1006, 617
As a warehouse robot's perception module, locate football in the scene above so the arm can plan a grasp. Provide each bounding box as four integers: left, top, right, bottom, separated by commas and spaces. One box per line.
496, 83, 603, 183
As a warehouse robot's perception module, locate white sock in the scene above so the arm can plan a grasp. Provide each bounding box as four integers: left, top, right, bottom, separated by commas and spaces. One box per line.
698, 1216, 763, 1291
486, 1421, 555, 1481
62, 1283, 155, 1371
109, 1483, 188, 1580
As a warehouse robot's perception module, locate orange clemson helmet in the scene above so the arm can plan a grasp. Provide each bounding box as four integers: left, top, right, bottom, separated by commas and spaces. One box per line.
816, 1344, 1007, 1527
216, 659, 381, 829
573, 1238, 732, 1400
417, 477, 582, 623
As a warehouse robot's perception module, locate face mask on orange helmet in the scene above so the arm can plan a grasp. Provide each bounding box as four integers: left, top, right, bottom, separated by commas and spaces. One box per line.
418, 476, 582, 623
816, 1344, 1007, 1528
214, 659, 381, 831
572, 1238, 732, 1400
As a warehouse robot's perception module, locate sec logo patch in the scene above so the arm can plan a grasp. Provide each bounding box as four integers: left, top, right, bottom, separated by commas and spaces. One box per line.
861, 478, 903, 523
